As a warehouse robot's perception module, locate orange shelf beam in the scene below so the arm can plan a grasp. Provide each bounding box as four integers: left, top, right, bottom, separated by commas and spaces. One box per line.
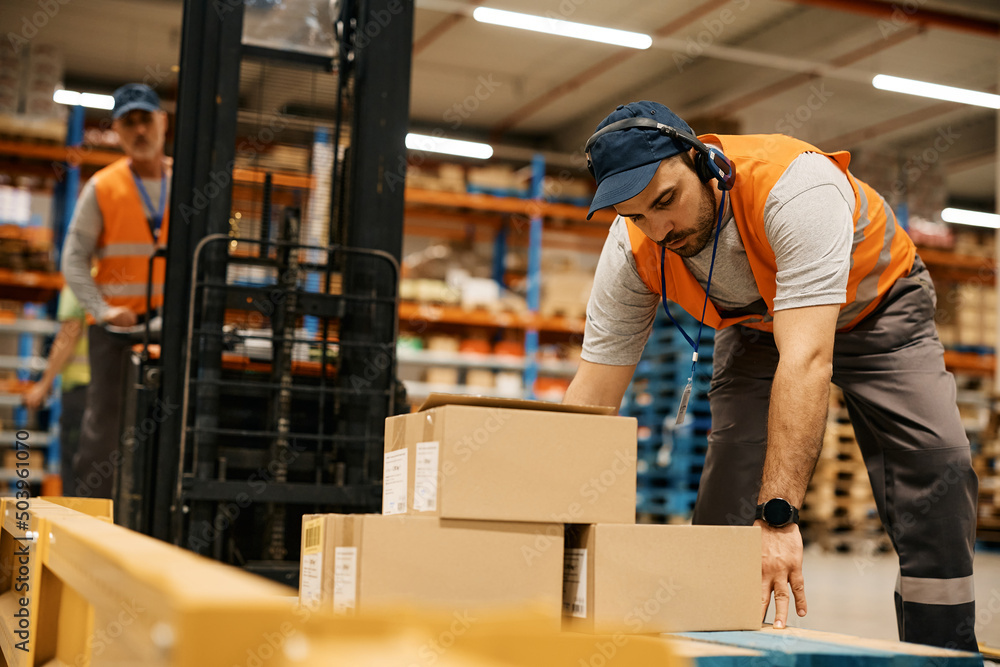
405, 187, 614, 225
0, 140, 121, 167
0, 269, 63, 290
398, 301, 584, 335
919, 247, 995, 285
944, 350, 995, 376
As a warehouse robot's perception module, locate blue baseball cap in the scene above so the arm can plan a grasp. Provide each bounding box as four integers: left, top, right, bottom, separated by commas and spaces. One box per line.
112, 83, 161, 120
586, 101, 694, 219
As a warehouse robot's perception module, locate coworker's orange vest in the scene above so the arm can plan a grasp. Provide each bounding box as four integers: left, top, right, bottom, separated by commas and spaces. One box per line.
626, 134, 915, 332
91, 157, 170, 319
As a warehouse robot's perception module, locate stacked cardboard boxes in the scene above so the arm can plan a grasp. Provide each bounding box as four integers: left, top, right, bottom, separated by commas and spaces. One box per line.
301, 394, 761, 635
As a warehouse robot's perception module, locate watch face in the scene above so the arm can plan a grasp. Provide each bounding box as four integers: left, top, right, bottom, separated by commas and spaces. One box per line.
763, 499, 793, 526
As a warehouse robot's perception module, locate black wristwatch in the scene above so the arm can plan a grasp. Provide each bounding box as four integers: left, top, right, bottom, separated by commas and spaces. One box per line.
755, 498, 800, 528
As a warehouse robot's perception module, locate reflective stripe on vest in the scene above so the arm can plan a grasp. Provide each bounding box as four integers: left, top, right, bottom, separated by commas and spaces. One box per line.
626, 133, 915, 332
92, 157, 170, 317
95, 242, 158, 259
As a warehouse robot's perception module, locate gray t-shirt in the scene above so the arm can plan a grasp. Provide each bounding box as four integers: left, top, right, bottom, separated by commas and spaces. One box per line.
61, 173, 170, 323
582, 152, 855, 366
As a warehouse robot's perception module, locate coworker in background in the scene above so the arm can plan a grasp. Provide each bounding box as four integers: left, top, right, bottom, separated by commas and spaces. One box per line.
61, 83, 171, 498
23, 286, 90, 495
565, 101, 977, 651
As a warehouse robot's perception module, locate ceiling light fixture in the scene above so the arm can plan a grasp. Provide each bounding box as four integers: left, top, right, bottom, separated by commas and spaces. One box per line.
53, 89, 115, 110
473, 7, 652, 50
941, 207, 1000, 229
872, 75, 1000, 110
405, 133, 493, 159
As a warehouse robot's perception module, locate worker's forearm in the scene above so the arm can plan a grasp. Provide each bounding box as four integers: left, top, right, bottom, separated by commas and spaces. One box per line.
563, 376, 616, 409
563, 360, 635, 411
758, 358, 831, 507
38, 322, 83, 389
61, 229, 109, 323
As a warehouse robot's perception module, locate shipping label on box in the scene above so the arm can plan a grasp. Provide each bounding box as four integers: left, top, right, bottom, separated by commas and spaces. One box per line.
299, 517, 324, 610
383, 394, 637, 524
300, 514, 564, 629
563, 524, 761, 634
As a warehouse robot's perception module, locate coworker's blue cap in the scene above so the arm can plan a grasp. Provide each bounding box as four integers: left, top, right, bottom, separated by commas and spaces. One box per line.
587, 101, 693, 219
112, 83, 161, 120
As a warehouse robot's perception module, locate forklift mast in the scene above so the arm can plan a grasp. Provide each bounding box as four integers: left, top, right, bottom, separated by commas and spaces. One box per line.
116, 0, 413, 586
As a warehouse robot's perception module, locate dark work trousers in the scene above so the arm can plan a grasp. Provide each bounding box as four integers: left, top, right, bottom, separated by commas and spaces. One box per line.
691, 256, 978, 652
73, 326, 132, 499
59, 383, 88, 497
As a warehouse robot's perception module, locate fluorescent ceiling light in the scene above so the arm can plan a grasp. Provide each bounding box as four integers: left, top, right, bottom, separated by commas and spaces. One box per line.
942, 207, 1000, 229
53, 89, 115, 110
473, 7, 652, 50
872, 75, 1000, 110
406, 133, 493, 159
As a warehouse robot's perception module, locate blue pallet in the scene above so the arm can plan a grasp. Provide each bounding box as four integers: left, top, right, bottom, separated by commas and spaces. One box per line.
664, 451, 708, 470
639, 473, 702, 492
636, 489, 699, 517
625, 403, 712, 425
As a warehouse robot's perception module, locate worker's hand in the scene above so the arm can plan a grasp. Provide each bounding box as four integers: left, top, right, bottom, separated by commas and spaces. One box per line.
757, 519, 806, 629
22, 382, 50, 410
103, 306, 138, 328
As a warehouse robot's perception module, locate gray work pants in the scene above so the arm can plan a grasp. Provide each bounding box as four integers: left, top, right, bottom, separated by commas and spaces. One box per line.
692, 257, 979, 652
73, 325, 131, 499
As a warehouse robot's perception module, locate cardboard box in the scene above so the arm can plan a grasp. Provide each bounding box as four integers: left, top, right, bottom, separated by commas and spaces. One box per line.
300, 514, 564, 628
383, 394, 637, 524
3, 448, 44, 472
563, 524, 761, 634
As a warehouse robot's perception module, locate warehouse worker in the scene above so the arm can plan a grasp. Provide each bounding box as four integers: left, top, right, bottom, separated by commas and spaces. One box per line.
565, 101, 977, 652
22, 286, 90, 495
61, 83, 171, 498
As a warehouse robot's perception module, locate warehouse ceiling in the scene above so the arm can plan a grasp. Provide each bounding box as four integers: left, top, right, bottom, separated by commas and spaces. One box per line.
0, 0, 997, 208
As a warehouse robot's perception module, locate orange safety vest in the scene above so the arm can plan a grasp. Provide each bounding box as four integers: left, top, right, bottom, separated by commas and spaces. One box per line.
626, 134, 915, 333
91, 157, 170, 319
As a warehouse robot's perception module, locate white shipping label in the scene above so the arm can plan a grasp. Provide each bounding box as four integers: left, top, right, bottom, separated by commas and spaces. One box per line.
563, 548, 588, 619
382, 449, 408, 515
332, 547, 358, 615
299, 553, 323, 610
413, 441, 440, 511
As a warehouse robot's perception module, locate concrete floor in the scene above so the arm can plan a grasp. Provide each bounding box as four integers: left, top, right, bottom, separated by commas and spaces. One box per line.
764, 545, 1000, 649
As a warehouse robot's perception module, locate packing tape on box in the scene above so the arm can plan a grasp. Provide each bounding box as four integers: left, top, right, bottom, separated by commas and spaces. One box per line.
415, 411, 439, 512
333, 515, 359, 615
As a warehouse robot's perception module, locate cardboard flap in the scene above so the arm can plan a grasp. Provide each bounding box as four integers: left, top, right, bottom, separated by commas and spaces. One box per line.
417, 393, 616, 416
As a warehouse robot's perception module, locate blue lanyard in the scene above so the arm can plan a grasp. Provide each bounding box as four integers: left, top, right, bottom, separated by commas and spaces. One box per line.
130, 167, 167, 239
659, 189, 727, 422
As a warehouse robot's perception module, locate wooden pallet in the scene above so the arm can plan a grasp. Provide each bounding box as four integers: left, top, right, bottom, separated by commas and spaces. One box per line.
803, 387, 887, 551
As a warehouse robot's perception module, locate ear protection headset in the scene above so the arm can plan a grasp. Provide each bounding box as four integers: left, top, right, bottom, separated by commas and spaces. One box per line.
585, 117, 736, 191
